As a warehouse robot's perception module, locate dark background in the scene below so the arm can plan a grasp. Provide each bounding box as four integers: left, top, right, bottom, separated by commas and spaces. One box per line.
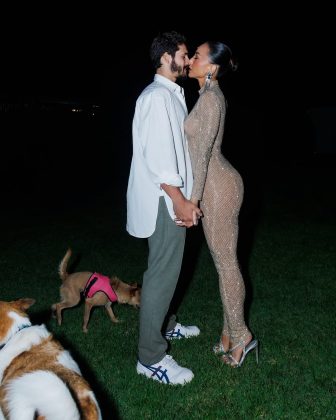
1, 6, 335, 208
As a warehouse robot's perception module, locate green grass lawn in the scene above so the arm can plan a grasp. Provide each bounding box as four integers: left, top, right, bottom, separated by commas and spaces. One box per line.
0, 160, 335, 419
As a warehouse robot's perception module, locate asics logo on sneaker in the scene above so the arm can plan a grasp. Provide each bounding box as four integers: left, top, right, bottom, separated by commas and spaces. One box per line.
165, 328, 184, 339
136, 355, 194, 385
144, 364, 170, 383
165, 323, 200, 340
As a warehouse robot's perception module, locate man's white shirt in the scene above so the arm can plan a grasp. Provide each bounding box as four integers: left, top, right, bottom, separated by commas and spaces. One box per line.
126, 74, 193, 238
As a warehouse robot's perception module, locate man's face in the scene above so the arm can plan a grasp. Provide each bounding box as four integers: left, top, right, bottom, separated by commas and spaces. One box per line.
170, 44, 189, 78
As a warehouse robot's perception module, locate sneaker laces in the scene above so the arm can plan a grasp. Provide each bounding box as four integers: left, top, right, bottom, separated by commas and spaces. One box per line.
162, 355, 178, 368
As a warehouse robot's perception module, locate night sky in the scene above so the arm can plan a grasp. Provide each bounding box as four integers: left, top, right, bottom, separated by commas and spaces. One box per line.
2, 6, 335, 107
1, 6, 335, 206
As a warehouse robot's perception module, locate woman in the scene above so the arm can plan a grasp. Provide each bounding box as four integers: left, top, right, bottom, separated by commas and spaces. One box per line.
184, 41, 258, 367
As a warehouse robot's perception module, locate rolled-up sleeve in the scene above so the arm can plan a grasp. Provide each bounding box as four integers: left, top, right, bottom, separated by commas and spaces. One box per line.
127, 76, 192, 237
138, 91, 183, 187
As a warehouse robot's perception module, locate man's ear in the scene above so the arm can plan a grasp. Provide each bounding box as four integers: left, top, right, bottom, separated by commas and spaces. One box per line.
161, 52, 172, 66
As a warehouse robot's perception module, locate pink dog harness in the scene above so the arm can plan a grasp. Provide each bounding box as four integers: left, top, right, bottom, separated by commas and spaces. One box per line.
83, 273, 118, 302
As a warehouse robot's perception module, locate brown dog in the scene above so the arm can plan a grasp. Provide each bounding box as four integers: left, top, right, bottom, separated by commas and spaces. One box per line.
52, 249, 141, 333
0, 298, 102, 419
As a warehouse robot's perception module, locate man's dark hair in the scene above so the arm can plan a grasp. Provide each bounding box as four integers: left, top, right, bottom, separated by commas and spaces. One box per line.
150, 31, 186, 70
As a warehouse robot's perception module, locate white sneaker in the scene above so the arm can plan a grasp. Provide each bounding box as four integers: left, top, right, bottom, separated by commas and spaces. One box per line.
165, 322, 200, 340
136, 355, 194, 385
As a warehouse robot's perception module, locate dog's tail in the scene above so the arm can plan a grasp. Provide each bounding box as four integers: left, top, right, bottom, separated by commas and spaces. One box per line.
58, 248, 72, 282
60, 369, 102, 420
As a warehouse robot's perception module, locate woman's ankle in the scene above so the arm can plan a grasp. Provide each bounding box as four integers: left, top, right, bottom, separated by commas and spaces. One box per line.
221, 335, 230, 352
230, 335, 252, 360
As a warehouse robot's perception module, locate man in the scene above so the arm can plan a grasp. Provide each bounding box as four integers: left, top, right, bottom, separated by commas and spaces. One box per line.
126, 31, 202, 385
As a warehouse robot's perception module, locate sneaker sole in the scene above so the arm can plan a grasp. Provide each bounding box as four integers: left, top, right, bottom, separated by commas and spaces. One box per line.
165, 334, 200, 340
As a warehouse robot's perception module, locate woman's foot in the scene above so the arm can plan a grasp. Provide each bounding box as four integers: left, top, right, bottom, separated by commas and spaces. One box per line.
213, 335, 230, 354
230, 336, 252, 365
222, 336, 258, 367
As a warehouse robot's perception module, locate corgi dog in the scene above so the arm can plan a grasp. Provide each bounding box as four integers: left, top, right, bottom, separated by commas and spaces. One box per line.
0, 298, 102, 419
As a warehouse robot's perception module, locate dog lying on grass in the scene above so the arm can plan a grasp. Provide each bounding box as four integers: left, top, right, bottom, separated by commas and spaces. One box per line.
52, 248, 141, 333
0, 298, 102, 419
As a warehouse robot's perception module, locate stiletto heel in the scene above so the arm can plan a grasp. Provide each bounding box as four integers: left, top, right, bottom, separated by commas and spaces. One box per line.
223, 339, 259, 368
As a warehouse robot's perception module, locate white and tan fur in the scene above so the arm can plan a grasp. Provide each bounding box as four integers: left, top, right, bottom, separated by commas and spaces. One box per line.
52, 248, 141, 333
0, 298, 102, 419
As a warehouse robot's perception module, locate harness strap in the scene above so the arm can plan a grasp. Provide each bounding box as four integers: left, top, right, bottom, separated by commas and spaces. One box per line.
0, 324, 31, 350
83, 275, 98, 298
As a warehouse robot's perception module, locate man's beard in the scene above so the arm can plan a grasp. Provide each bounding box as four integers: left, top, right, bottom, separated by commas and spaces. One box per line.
171, 59, 188, 79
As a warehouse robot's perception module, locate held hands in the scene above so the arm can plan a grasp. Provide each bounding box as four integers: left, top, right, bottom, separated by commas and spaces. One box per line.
159, 184, 202, 228
174, 198, 202, 228
175, 210, 200, 226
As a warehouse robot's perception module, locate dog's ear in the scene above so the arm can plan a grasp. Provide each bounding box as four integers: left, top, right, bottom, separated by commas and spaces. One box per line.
12, 298, 36, 312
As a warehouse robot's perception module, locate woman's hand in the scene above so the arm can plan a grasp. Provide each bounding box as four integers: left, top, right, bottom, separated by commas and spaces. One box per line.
159, 184, 202, 228
174, 210, 199, 226
174, 199, 202, 227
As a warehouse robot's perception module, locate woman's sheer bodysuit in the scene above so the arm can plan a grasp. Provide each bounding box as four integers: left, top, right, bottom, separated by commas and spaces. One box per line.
184, 80, 250, 345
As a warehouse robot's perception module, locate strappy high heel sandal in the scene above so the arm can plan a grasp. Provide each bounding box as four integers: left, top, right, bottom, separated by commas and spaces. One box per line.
223, 339, 259, 368
213, 340, 227, 355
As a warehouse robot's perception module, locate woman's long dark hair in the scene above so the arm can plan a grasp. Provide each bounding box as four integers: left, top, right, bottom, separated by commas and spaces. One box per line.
207, 41, 237, 77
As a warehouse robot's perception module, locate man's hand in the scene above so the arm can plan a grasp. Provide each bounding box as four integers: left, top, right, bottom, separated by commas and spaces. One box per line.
160, 184, 202, 228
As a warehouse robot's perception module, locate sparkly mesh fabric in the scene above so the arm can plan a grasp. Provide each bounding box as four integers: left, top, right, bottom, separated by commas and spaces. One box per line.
185, 81, 251, 345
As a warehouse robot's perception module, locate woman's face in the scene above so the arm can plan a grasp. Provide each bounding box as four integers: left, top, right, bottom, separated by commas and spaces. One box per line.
188, 43, 211, 81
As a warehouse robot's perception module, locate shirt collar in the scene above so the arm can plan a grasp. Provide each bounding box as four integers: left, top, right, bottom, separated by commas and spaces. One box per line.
154, 74, 184, 96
